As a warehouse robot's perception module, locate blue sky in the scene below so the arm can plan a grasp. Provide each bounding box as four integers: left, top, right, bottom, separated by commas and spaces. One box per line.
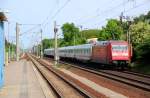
0, 0, 150, 49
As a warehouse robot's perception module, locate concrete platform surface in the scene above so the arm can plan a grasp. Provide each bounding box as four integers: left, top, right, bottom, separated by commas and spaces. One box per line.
0, 59, 52, 98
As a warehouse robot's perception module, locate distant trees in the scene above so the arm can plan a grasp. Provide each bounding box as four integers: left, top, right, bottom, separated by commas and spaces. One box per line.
42, 38, 63, 50
5, 39, 16, 53
133, 11, 150, 24
42, 19, 125, 49
42, 39, 54, 50
80, 29, 100, 39
60, 19, 124, 46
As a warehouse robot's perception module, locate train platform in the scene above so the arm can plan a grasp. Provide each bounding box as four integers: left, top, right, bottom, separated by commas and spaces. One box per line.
0, 59, 54, 98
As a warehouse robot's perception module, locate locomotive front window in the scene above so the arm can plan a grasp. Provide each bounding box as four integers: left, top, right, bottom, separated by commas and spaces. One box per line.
112, 45, 128, 51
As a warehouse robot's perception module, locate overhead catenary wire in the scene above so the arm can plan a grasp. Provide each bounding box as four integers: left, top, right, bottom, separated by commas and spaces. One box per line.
42, 0, 71, 28
12, 0, 132, 37
92, 0, 150, 27
19, 24, 41, 36
70, 0, 116, 23
7, 0, 126, 39
41, 1, 59, 25
20, 0, 71, 37
74, 0, 130, 25
10, 0, 149, 42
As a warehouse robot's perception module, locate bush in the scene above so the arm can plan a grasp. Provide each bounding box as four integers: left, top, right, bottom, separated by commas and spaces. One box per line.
135, 37, 150, 63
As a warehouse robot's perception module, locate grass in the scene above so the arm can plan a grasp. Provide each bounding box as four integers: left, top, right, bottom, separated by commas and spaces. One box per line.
55, 63, 72, 69
130, 62, 150, 75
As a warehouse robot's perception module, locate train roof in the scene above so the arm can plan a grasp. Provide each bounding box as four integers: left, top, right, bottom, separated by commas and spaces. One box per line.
44, 48, 53, 51
59, 44, 93, 50
95, 40, 128, 45
44, 44, 93, 51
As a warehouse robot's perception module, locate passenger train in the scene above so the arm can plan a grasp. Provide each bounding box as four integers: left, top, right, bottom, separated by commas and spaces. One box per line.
43, 40, 132, 69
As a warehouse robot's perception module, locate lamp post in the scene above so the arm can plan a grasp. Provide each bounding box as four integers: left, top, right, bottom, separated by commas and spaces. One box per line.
8, 22, 11, 62
40, 28, 43, 58
54, 21, 59, 66
16, 23, 20, 61
125, 16, 132, 44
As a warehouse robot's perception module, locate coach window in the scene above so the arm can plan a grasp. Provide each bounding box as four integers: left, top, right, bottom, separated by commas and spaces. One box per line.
87, 49, 89, 54
83, 49, 85, 54
75, 49, 77, 53
86, 49, 88, 54
84, 49, 86, 54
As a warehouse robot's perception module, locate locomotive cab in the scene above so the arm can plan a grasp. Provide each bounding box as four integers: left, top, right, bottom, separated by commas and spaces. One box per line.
110, 42, 130, 68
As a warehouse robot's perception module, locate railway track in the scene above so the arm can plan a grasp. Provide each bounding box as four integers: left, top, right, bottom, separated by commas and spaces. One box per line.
44, 57, 150, 92
122, 70, 150, 79
27, 54, 98, 98
65, 63, 150, 91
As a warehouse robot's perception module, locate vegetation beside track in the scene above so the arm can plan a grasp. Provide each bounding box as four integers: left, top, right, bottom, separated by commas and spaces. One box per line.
130, 63, 150, 75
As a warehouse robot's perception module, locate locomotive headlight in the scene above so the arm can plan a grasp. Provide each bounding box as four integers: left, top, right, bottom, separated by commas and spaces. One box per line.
122, 53, 128, 56
113, 61, 117, 64
112, 52, 128, 56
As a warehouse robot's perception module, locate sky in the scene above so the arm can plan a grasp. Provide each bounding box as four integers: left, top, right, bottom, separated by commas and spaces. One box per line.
0, 0, 150, 49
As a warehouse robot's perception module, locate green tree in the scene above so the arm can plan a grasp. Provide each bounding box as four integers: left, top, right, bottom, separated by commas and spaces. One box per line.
98, 19, 123, 40
106, 19, 123, 39
129, 21, 150, 46
135, 37, 150, 62
61, 23, 84, 46
99, 27, 110, 40
129, 21, 150, 63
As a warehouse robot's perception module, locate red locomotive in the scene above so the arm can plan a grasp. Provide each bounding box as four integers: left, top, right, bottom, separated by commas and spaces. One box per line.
91, 41, 132, 68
